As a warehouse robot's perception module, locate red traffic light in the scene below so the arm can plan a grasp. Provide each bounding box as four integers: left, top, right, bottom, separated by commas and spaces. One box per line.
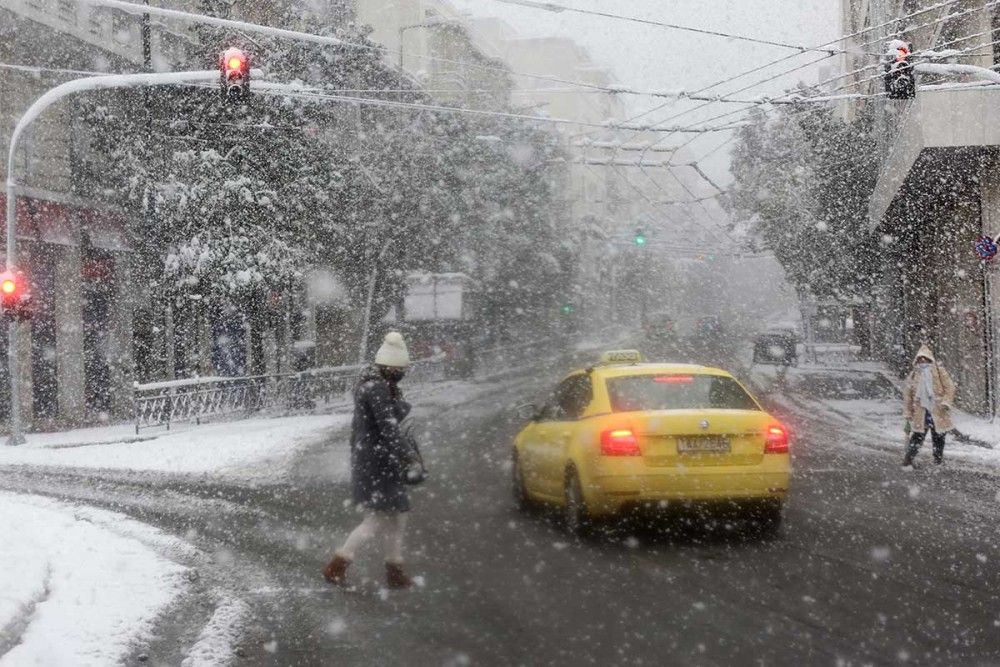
0, 269, 31, 320
219, 47, 251, 101
220, 47, 249, 77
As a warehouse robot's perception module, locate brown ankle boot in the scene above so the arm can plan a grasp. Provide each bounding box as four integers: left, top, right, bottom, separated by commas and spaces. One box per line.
323, 555, 351, 586
385, 562, 414, 590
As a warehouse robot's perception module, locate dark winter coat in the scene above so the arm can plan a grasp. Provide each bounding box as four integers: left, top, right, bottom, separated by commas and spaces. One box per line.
350, 366, 412, 512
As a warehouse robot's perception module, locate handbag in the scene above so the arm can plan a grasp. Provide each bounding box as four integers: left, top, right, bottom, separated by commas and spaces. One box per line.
399, 416, 428, 486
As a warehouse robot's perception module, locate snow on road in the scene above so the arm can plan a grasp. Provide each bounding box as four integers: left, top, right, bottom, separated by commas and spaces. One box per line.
0, 493, 190, 666
0, 414, 348, 481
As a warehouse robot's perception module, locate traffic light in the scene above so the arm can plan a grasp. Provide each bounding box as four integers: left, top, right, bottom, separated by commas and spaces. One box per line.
0, 270, 32, 320
634, 230, 647, 247
561, 303, 575, 316
884, 41, 915, 100
219, 47, 251, 101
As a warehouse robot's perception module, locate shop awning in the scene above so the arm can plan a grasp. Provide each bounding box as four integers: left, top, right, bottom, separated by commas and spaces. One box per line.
0, 194, 129, 250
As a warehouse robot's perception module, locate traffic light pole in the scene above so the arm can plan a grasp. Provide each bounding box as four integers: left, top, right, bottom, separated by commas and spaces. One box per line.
358, 240, 395, 365
3, 69, 236, 445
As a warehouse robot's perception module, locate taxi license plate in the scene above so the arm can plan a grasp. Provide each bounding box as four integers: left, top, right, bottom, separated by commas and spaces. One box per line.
677, 436, 731, 454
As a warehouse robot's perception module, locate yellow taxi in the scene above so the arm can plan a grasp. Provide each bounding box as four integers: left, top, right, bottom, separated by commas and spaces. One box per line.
512, 351, 790, 535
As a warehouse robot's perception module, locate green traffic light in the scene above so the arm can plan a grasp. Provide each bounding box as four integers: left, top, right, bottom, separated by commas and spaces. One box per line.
634, 233, 647, 246
561, 304, 574, 315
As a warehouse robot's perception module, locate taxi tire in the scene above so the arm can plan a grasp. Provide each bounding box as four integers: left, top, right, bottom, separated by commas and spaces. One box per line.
512, 451, 531, 512
564, 468, 592, 538
754, 501, 784, 540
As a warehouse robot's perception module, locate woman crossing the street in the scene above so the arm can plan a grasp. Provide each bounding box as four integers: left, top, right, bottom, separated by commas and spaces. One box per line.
323, 331, 419, 589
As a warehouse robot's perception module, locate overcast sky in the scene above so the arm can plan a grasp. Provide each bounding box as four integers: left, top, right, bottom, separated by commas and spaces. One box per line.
449, 0, 842, 106
448, 0, 843, 181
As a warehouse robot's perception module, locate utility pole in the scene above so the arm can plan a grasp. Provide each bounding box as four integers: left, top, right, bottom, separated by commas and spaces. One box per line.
358, 240, 394, 365
142, 0, 152, 71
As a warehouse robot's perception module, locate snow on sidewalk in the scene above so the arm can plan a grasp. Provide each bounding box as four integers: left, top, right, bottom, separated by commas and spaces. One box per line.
749, 362, 1000, 470
0, 492, 191, 666
0, 414, 349, 481
0, 378, 493, 482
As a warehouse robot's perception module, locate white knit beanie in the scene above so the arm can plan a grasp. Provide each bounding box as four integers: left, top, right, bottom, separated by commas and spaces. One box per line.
374, 331, 411, 368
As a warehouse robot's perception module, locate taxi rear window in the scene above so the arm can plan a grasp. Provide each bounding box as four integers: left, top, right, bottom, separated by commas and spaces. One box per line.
606, 374, 760, 412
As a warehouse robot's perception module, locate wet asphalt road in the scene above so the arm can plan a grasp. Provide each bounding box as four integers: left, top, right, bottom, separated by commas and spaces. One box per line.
3, 366, 1000, 666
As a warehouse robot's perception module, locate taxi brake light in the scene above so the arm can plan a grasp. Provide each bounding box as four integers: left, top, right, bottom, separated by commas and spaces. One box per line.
601, 429, 641, 456
765, 425, 789, 454
654, 375, 694, 384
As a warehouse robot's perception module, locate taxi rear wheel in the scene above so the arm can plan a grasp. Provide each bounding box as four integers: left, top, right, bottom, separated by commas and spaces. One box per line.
564, 468, 592, 537
753, 501, 784, 539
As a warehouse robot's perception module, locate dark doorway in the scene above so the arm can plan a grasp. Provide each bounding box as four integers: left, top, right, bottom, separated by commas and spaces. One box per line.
82, 245, 115, 416
29, 245, 57, 420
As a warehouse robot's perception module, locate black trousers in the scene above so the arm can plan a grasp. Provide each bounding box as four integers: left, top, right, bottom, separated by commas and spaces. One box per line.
905, 429, 946, 464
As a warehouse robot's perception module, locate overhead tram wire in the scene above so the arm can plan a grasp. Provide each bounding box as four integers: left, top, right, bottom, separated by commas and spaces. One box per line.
785, 0, 1000, 98
777, 32, 1000, 108
80, 0, 815, 108
791, 37, 1000, 101
630, 11, 1000, 160
648, 44, 1000, 195
603, 164, 719, 245
589, 3, 1000, 242
572, 0, 972, 142
491, 0, 876, 56
42, 2, 982, 167
0, 56, 749, 136
86, 0, 975, 144
247, 84, 749, 133
660, 0, 997, 118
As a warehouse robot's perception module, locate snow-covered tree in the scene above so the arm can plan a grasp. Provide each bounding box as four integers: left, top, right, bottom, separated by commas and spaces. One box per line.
726, 100, 880, 302
79, 10, 569, 375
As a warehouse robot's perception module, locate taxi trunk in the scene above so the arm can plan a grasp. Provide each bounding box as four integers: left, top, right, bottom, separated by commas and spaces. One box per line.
635, 409, 770, 468
587, 367, 790, 513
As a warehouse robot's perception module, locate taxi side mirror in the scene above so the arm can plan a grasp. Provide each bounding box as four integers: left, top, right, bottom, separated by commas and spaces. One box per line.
515, 403, 540, 422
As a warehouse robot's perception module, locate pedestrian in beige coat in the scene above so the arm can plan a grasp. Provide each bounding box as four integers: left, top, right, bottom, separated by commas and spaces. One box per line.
902, 344, 956, 468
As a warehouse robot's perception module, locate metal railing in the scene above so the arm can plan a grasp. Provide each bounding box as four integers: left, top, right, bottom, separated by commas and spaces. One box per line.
133, 356, 447, 433
133, 330, 630, 433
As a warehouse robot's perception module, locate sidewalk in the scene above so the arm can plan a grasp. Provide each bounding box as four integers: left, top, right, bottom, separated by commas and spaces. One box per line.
0, 415, 347, 482
0, 377, 494, 482
748, 361, 1000, 471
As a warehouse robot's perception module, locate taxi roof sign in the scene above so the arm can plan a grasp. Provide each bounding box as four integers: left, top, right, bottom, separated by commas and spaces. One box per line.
599, 350, 642, 365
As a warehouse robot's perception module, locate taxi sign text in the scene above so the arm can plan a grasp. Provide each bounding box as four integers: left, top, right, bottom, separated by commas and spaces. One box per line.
600, 350, 642, 365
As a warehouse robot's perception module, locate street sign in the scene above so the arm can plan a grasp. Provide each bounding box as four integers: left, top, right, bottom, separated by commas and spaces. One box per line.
974, 235, 998, 262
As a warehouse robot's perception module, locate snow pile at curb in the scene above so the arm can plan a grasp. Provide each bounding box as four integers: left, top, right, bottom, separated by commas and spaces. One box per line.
181, 596, 253, 667
0, 493, 189, 666
0, 414, 346, 480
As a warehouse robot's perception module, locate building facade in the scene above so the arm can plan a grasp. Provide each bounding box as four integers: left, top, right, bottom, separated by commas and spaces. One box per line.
0, 1, 160, 428
844, 0, 1000, 415
352, 0, 634, 323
